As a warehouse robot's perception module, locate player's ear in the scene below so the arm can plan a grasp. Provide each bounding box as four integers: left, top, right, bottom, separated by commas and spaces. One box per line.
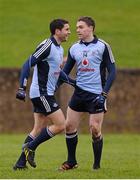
55, 29, 61, 35
90, 26, 94, 32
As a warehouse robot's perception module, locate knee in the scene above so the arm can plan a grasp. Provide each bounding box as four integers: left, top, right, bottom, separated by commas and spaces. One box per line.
32, 125, 44, 136
89, 123, 100, 138
55, 123, 65, 134
59, 124, 65, 132
66, 122, 76, 133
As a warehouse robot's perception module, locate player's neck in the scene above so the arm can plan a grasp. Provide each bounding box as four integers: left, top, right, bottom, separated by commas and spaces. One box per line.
82, 35, 94, 43
53, 35, 61, 45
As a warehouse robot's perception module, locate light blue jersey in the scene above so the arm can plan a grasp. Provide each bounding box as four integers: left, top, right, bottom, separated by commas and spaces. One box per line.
30, 40, 63, 98
19, 37, 64, 98
63, 35, 116, 94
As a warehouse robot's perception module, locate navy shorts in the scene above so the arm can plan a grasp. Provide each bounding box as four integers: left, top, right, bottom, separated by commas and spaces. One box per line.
31, 95, 60, 116
69, 86, 107, 114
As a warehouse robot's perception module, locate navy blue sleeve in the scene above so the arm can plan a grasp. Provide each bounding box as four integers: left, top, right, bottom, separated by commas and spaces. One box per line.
19, 55, 38, 88
32, 39, 52, 60
19, 40, 52, 89
56, 70, 76, 88
102, 45, 116, 94
56, 50, 76, 89
63, 50, 76, 75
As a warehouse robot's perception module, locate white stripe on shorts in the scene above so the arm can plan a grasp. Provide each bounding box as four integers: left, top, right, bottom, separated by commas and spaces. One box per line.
40, 96, 51, 112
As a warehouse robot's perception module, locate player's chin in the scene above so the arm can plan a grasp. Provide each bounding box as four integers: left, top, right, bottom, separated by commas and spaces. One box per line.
77, 34, 83, 40
63, 36, 68, 42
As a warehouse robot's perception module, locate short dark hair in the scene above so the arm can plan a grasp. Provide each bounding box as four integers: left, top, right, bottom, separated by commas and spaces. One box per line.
50, 19, 69, 35
77, 16, 95, 29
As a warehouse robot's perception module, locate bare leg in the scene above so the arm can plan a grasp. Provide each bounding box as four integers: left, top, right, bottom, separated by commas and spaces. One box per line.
60, 107, 82, 169
89, 112, 104, 169
24, 109, 65, 168
13, 113, 48, 170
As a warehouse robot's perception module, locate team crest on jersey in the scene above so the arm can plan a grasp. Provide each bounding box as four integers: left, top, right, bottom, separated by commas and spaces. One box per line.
82, 59, 89, 67
83, 50, 88, 57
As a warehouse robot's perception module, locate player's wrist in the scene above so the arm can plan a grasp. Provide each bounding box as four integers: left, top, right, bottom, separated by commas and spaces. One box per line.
101, 91, 107, 98
19, 86, 26, 91
16, 87, 26, 101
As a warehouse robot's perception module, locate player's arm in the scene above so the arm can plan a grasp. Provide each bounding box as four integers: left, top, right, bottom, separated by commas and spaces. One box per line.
16, 39, 52, 101
58, 70, 76, 87
102, 44, 116, 95
16, 55, 37, 101
63, 51, 76, 75
56, 50, 76, 88
93, 44, 116, 108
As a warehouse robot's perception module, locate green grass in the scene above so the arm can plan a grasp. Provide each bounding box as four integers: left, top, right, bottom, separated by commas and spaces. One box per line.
0, 134, 140, 179
0, 0, 140, 68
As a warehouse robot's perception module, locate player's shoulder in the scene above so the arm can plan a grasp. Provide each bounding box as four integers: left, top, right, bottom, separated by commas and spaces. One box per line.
98, 38, 111, 48
36, 38, 52, 49
69, 40, 81, 49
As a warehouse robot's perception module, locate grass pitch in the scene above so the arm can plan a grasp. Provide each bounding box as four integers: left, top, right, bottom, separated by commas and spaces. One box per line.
0, 0, 140, 68
0, 134, 140, 179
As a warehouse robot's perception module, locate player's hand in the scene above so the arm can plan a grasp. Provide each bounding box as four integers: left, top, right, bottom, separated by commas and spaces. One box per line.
16, 88, 26, 101
93, 93, 106, 109
60, 71, 76, 88
57, 71, 76, 89
68, 78, 76, 88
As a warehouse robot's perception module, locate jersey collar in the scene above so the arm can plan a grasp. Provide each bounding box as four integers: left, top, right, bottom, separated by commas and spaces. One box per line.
80, 35, 98, 46
50, 36, 60, 47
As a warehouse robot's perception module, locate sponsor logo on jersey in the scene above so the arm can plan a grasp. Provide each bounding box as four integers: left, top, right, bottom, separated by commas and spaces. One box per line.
79, 68, 95, 72
80, 59, 95, 72
82, 59, 89, 67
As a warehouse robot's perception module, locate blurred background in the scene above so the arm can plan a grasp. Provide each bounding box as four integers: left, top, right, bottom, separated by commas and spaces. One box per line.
0, 0, 140, 133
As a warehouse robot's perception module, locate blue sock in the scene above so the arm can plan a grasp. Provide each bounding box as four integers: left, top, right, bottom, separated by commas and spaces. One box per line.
92, 135, 103, 167
16, 134, 34, 166
28, 128, 55, 150
66, 131, 78, 165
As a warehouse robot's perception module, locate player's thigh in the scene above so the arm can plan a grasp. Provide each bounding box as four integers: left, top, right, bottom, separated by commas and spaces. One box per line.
66, 107, 82, 131
30, 113, 49, 137
47, 108, 65, 126
33, 113, 48, 129
89, 112, 104, 128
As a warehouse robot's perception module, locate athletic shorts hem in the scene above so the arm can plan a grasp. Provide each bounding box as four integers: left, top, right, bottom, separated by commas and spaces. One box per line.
68, 105, 85, 112
31, 95, 60, 116
33, 107, 60, 116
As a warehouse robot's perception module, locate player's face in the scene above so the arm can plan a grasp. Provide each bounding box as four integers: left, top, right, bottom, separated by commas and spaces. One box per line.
76, 21, 93, 41
58, 24, 71, 42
